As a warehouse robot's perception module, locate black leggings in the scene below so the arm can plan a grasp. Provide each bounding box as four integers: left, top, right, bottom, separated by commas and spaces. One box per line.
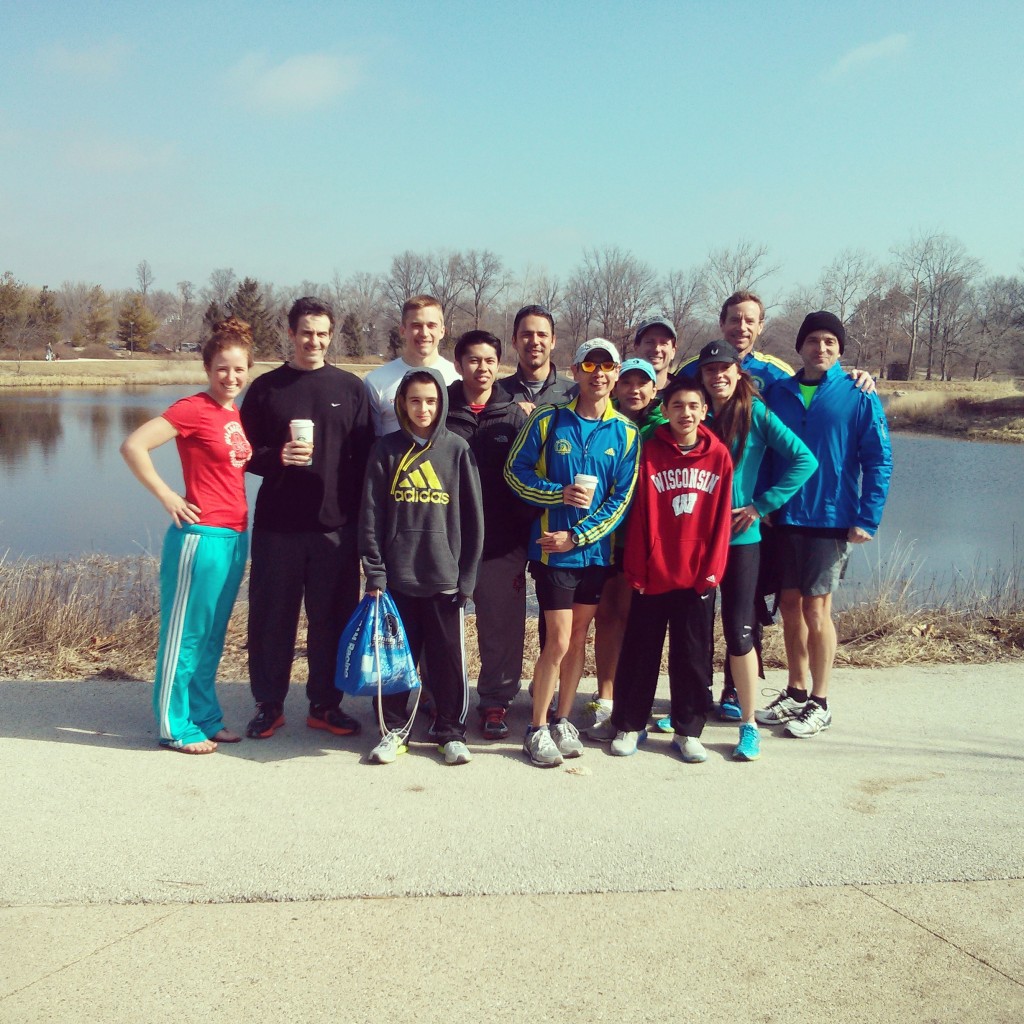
719, 543, 759, 656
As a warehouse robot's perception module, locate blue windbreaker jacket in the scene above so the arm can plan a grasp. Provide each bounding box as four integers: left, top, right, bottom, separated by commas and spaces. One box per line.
503, 398, 641, 567
765, 361, 892, 534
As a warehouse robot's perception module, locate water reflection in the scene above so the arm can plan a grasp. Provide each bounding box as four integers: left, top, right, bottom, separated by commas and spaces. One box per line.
3, 390, 1024, 595
0, 397, 63, 468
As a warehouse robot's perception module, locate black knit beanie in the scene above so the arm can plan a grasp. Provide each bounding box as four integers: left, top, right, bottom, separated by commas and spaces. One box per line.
795, 311, 845, 355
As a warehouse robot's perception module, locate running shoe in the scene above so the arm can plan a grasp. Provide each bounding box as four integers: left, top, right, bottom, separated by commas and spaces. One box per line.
610, 729, 647, 757
654, 716, 673, 733
732, 723, 761, 761
523, 726, 563, 768
672, 735, 707, 763
246, 702, 285, 739
307, 703, 361, 736
368, 732, 408, 764
718, 687, 742, 721
754, 691, 805, 726
550, 718, 584, 758
479, 707, 509, 740
440, 740, 473, 765
785, 699, 832, 738
582, 697, 615, 740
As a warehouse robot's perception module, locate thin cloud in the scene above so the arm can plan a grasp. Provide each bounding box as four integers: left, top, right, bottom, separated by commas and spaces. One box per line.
64, 135, 176, 174
827, 33, 909, 79
39, 38, 133, 79
225, 52, 361, 113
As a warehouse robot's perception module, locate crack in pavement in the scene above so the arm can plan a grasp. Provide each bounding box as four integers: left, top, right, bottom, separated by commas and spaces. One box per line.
854, 884, 1024, 988
0, 909, 180, 1002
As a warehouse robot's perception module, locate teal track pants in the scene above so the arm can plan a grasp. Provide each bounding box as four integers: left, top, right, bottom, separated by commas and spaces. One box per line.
154, 524, 248, 747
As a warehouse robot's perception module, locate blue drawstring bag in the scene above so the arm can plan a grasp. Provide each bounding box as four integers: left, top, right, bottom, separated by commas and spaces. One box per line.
335, 592, 422, 698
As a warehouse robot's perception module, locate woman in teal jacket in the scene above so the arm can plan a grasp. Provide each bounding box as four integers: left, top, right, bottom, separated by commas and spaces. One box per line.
690, 342, 817, 762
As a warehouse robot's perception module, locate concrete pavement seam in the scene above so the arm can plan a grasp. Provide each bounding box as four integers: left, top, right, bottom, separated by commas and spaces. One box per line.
0, 909, 180, 1003
853, 884, 1024, 988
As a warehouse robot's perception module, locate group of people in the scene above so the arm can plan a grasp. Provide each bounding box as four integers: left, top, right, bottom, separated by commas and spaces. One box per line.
121, 290, 892, 769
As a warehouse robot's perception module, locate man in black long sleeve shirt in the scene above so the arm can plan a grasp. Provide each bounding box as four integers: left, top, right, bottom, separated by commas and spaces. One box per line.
240, 297, 374, 739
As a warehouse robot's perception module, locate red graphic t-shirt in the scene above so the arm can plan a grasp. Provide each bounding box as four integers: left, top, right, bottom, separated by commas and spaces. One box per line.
163, 393, 252, 531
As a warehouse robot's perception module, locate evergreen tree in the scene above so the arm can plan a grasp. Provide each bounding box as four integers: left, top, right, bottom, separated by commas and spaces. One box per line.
0, 271, 27, 349
83, 286, 113, 346
116, 292, 158, 352
202, 299, 223, 336
340, 312, 365, 357
29, 286, 62, 347
227, 277, 277, 357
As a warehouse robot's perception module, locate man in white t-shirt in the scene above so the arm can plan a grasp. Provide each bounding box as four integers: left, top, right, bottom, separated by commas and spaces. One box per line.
364, 294, 461, 436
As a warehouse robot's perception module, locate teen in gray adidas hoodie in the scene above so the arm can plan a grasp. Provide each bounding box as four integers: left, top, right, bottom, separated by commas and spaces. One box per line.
359, 366, 484, 762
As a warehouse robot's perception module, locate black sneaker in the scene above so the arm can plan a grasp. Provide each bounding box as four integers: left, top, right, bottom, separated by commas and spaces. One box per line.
307, 703, 361, 736
480, 706, 509, 740
246, 702, 285, 739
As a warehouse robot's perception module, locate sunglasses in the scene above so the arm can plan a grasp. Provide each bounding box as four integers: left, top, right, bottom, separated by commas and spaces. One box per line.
579, 360, 618, 373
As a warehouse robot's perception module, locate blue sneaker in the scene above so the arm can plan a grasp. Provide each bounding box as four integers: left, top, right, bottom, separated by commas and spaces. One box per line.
654, 716, 673, 733
718, 688, 741, 721
732, 723, 761, 761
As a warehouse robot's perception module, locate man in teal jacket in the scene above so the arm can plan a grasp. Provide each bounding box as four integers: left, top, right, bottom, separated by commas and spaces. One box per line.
757, 312, 892, 738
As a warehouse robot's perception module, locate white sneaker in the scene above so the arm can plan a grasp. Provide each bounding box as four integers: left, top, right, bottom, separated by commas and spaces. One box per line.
755, 691, 805, 725
440, 739, 472, 765
672, 734, 707, 763
582, 697, 615, 740
610, 729, 646, 756
523, 726, 563, 767
550, 718, 584, 758
368, 732, 407, 764
785, 700, 832, 738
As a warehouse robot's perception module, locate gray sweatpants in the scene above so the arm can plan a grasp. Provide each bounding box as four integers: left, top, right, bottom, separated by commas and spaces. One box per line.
473, 545, 527, 710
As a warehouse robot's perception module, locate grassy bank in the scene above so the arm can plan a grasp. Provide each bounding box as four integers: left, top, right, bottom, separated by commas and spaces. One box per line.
2, 554, 1022, 682
879, 380, 1024, 442
0, 357, 381, 388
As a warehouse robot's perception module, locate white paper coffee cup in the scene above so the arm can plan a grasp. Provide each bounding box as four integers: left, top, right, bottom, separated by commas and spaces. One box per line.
574, 473, 598, 508
289, 419, 314, 465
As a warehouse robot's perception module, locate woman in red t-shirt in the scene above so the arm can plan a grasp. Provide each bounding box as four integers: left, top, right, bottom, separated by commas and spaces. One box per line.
121, 318, 254, 754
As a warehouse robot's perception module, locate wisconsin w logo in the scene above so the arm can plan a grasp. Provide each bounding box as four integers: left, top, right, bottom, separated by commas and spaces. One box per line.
672, 492, 697, 516
393, 460, 451, 504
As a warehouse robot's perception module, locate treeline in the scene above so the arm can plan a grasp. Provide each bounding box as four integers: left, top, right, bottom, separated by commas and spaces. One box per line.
2, 233, 1022, 380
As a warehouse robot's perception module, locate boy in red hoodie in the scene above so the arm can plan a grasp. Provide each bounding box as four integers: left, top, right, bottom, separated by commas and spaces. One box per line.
609, 377, 733, 762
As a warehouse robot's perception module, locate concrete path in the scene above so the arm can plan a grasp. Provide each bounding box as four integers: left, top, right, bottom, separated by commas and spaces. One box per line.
1, 664, 1022, 1022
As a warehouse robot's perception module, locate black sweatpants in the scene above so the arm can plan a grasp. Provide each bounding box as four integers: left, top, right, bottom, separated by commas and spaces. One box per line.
611, 587, 716, 737
377, 590, 469, 743
248, 525, 360, 708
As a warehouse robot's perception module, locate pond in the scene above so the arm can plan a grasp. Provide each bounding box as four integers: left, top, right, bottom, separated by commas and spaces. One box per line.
2, 388, 1022, 603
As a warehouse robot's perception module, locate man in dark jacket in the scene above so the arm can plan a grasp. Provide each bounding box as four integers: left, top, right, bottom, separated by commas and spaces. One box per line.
496, 304, 575, 413
240, 297, 374, 740
448, 330, 530, 738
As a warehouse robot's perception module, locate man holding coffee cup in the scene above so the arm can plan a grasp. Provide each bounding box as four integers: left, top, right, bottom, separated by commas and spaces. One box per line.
240, 296, 374, 740
504, 339, 642, 767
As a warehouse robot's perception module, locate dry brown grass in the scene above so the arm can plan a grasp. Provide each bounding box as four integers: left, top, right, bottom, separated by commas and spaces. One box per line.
3, 555, 1023, 683
0, 357, 381, 389
884, 385, 1024, 442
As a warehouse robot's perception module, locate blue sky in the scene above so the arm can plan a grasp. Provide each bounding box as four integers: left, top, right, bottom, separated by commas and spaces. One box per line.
1, 0, 1022, 298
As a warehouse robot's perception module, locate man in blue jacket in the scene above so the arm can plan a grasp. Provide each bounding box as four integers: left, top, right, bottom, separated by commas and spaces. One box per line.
756, 312, 892, 738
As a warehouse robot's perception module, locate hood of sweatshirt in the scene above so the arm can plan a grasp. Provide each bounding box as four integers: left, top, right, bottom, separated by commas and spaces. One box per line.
649, 420, 716, 460
395, 365, 452, 445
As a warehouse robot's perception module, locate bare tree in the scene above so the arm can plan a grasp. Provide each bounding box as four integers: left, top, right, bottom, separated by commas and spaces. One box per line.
816, 249, 877, 366
848, 270, 910, 378
660, 265, 709, 355
135, 259, 154, 297
204, 268, 238, 310
890, 232, 940, 379
702, 240, 780, 315
381, 251, 428, 325
561, 269, 597, 350
579, 246, 659, 346
337, 270, 386, 356
965, 277, 1022, 380
459, 249, 503, 328
424, 250, 467, 341
917, 235, 982, 380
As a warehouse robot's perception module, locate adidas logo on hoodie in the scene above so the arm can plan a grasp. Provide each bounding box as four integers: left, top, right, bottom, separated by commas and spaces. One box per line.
393, 460, 451, 504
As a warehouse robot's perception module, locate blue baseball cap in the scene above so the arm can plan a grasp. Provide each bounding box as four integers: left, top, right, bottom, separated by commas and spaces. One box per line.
618, 357, 657, 383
